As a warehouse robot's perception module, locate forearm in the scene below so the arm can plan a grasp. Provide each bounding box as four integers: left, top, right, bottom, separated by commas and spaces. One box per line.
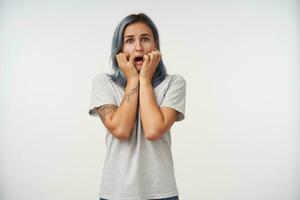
139, 78, 164, 138
111, 78, 139, 137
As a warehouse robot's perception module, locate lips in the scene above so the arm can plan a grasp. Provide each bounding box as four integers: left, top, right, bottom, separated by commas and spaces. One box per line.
134, 56, 144, 65
134, 56, 144, 61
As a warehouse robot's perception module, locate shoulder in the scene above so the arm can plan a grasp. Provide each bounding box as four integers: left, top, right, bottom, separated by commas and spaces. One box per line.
91, 73, 118, 92
92, 73, 111, 81
92, 73, 114, 85
166, 74, 186, 85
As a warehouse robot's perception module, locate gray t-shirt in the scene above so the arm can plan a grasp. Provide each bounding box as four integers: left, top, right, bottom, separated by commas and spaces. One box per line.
88, 73, 186, 200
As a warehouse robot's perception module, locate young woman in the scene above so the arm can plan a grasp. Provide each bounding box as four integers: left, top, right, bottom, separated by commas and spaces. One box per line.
89, 13, 186, 200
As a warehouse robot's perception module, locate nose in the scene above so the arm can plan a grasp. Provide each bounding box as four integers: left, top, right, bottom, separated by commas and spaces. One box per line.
134, 40, 143, 51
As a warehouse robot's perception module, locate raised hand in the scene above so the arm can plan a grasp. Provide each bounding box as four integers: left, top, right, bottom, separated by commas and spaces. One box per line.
116, 52, 139, 82
139, 50, 162, 82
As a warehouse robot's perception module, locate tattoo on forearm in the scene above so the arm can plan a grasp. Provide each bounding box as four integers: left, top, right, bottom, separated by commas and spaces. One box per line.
98, 104, 117, 123
121, 85, 138, 104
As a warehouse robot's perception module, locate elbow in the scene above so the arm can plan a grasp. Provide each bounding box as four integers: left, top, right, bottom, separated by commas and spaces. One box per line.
144, 128, 163, 141
145, 135, 159, 141
112, 127, 131, 140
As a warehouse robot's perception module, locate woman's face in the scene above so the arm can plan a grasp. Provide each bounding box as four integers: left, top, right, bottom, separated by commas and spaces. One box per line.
121, 22, 157, 72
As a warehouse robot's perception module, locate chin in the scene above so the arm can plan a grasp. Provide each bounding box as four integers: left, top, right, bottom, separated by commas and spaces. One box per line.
136, 66, 142, 71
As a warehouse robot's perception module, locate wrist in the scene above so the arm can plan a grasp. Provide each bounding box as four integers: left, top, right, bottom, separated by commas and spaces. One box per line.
139, 76, 151, 83
127, 77, 139, 85
139, 78, 152, 86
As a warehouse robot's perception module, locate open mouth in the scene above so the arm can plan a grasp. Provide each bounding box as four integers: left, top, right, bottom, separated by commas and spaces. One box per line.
134, 56, 144, 63
134, 56, 144, 62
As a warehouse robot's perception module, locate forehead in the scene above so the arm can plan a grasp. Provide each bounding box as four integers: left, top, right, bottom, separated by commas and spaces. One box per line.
123, 22, 153, 37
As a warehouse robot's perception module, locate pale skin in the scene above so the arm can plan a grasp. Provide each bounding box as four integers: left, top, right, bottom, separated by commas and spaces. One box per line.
97, 22, 178, 141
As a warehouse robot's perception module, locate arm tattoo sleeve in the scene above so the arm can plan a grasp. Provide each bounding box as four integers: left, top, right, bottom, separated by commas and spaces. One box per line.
97, 104, 118, 123
121, 85, 138, 104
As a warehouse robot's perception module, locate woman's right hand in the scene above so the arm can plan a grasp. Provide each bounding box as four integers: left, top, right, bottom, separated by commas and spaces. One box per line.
116, 52, 139, 82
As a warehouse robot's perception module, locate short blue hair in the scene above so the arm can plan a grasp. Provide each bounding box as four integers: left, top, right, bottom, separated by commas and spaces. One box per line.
108, 13, 167, 88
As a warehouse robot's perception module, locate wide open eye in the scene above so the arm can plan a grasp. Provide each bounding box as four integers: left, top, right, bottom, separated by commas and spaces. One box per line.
126, 39, 134, 43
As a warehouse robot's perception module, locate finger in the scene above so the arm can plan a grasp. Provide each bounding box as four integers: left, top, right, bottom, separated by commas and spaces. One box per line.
116, 54, 120, 63
117, 52, 123, 59
148, 52, 155, 65
150, 51, 160, 66
155, 50, 162, 57
125, 52, 131, 60
143, 54, 150, 66
148, 52, 155, 58
154, 50, 161, 60
147, 52, 154, 59
152, 49, 159, 54
153, 50, 161, 57
151, 50, 160, 58
120, 52, 128, 61
129, 53, 136, 63
119, 52, 126, 59
155, 50, 162, 60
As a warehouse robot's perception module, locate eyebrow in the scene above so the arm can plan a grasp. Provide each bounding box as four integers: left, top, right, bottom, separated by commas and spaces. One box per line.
124, 33, 151, 38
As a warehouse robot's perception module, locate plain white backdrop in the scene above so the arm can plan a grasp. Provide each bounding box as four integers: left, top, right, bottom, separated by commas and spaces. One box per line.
0, 0, 299, 199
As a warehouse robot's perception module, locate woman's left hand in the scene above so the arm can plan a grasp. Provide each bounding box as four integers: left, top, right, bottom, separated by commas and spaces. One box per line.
139, 50, 162, 82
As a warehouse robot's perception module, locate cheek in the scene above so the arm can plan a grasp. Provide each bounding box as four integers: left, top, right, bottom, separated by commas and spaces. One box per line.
145, 43, 157, 51
122, 45, 134, 53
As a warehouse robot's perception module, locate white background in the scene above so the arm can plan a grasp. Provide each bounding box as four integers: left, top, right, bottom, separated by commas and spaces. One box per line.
0, 0, 299, 200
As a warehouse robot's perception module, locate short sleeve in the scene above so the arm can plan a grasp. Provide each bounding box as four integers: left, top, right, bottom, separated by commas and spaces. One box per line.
88, 74, 118, 117
160, 75, 186, 122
